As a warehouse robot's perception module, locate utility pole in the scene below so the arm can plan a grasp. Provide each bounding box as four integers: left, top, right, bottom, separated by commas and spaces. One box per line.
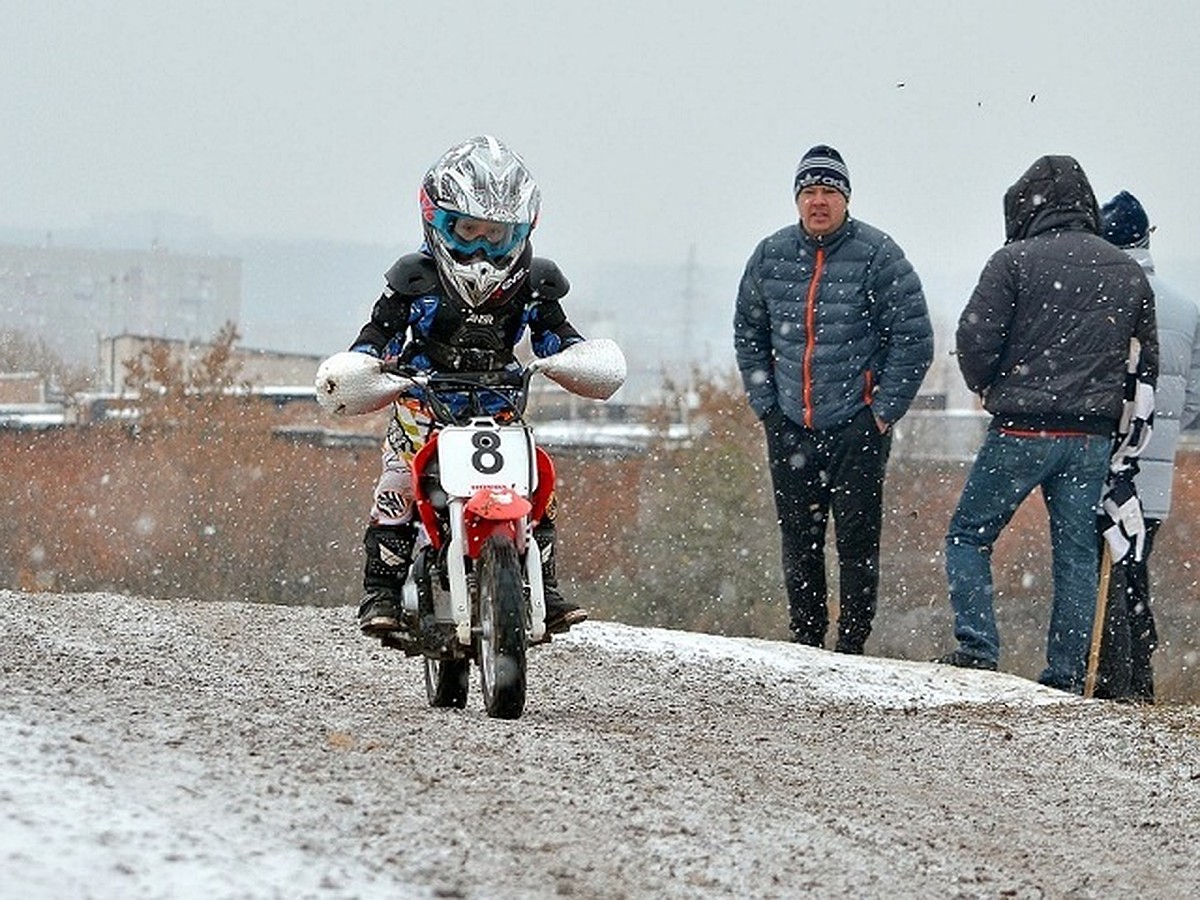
682, 243, 698, 383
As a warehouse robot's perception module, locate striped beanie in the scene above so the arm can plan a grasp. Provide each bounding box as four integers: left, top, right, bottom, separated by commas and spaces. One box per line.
794, 145, 850, 200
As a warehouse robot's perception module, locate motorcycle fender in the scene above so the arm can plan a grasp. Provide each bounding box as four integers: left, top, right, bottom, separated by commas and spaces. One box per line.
465, 487, 532, 522
410, 433, 444, 550
530, 447, 556, 524
463, 488, 531, 558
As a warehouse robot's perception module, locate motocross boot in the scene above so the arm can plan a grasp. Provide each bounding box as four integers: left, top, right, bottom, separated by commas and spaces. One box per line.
358, 523, 417, 636
534, 517, 587, 634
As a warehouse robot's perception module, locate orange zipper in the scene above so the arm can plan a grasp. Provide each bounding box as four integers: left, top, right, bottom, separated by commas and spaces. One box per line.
802, 247, 824, 428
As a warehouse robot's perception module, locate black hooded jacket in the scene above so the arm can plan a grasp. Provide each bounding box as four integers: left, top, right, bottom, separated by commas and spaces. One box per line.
956, 155, 1158, 433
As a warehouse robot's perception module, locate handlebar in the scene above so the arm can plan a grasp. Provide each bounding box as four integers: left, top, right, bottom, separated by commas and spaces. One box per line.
381, 362, 534, 425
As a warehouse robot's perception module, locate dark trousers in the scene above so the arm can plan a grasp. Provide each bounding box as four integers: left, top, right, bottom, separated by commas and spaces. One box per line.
1096, 519, 1161, 701
764, 407, 891, 652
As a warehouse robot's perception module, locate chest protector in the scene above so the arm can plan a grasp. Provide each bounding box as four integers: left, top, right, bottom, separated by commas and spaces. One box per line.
385, 251, 567, 372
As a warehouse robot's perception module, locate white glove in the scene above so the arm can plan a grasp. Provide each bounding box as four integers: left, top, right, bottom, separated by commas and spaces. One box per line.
314, 352, 410, 416
529, 338, 626, 400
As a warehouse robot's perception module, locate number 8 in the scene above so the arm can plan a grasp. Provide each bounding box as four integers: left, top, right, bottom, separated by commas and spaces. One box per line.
471, 431, 503, 474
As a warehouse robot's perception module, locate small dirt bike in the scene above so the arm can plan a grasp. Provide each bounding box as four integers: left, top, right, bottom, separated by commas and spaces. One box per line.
315, 340, 625, 719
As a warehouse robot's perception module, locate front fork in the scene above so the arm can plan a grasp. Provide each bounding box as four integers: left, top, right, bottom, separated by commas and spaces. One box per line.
442, 497, 546, 647
524, 532, 546, 644
446, 498, 472, 646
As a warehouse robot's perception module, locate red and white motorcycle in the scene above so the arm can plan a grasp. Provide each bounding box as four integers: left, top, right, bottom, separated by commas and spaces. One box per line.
315, 340, 625, 719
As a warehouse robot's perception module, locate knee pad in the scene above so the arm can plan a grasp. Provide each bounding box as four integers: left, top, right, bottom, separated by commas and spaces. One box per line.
364, 523, 416, 584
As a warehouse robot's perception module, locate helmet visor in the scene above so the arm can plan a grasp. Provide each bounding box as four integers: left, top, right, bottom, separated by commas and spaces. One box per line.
429, 208, 530, 261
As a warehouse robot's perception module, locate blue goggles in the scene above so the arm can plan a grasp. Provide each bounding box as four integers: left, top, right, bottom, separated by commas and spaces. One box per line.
429, 209, 531, 260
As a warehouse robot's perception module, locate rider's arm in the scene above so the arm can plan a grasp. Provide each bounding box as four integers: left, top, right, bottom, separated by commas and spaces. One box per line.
350, 254, 435, 356
529, 308, 584, 358
350, 290, 409, 357
527, 257, 584, 358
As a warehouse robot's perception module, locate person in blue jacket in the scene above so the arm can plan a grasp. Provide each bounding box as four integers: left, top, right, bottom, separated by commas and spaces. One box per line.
734, 144, 933, 653
348, 135, 588, 639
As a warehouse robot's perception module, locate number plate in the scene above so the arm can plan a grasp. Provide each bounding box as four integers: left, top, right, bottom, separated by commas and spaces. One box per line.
436, 424, 533, 497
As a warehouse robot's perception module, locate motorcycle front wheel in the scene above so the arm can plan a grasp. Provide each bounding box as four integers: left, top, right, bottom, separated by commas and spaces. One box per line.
476, 533, 528, 719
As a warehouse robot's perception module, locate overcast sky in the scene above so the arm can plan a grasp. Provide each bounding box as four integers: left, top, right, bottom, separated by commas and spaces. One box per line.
4, 1, 1200, 302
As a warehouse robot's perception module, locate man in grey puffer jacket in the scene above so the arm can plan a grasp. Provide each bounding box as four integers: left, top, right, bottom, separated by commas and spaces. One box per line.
734, 144, 933, 653
1097, 190, 1200, 702
937, 156, 1158, 694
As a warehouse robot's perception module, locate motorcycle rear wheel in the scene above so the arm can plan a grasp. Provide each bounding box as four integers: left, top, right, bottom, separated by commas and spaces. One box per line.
477, 533, 528, 719
424, 657, 469, 708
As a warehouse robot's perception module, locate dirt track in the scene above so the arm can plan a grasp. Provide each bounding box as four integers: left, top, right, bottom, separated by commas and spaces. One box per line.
3, 590, 1200, 899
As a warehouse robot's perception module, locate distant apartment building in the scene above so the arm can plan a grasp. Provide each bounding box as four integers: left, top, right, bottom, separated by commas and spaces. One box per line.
99, 333, 322, 394
0, 371, 45, 404
0, 241, 241, 373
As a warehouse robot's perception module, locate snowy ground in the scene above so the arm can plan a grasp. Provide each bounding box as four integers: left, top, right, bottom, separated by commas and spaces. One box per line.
3, 590, 1200, 899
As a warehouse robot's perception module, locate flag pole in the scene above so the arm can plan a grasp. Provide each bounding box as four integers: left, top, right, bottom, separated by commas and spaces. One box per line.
1084, 541, 1114, 699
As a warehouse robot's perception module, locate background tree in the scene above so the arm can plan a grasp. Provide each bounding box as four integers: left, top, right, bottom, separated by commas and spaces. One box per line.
586, 369, 787, 637
0, 328, 93, 393
3, 359, 1198, 701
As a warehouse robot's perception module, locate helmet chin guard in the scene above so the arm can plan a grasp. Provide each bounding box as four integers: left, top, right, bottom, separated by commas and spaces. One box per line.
434, 252, 511, 307
420, 135, 540, 307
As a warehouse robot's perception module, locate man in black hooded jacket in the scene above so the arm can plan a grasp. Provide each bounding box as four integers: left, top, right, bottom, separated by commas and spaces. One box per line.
936, 155, 1157, 694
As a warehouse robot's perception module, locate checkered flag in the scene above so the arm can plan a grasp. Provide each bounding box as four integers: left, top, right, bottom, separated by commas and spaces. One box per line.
1098, 338, 1155, 563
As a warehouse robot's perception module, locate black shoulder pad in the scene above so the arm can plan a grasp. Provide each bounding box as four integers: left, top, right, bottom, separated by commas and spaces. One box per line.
384, 253, 439, 297
528, 257, 570, 301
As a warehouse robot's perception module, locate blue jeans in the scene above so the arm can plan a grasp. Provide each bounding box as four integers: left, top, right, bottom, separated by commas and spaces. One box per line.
944, 429, 1111, 692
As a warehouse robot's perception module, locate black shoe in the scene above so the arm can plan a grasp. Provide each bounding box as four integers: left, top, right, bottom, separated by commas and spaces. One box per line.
358, 589, 404, 636
789, 624, 826, 648
544, 592, 588, 634
933, 650, 997, 671
417, 615, 458, 655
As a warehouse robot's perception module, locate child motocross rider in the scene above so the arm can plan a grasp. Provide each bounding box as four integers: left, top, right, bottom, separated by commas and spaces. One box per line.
348, 135, 589, 639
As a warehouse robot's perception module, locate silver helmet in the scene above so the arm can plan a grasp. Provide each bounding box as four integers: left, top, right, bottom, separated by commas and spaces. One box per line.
419, 135, 541, 307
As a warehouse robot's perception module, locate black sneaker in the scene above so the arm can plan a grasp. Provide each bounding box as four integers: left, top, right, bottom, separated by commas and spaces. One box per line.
933, 649, 997, 671
358, 589, 404, 636
544, 592, 588, 634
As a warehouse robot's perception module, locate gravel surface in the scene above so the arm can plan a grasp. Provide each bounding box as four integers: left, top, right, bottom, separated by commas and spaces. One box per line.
3, 589, 1200, 899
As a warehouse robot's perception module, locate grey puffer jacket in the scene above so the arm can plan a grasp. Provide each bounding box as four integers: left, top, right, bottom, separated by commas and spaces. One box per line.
956, 155, 1158, 434
1126, 248, 1200, 519
733, 216, 933, 431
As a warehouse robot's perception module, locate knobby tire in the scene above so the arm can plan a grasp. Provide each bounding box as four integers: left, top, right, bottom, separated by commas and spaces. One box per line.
477, 533, 527, 719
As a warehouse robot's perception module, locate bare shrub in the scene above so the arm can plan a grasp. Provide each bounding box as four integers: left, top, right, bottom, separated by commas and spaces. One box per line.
560, 370, 785, 638
2, 356, 1197, 703
0, 328, 93, 392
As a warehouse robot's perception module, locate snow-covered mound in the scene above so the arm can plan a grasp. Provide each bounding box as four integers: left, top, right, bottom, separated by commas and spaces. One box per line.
576, 621, 1075, 709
